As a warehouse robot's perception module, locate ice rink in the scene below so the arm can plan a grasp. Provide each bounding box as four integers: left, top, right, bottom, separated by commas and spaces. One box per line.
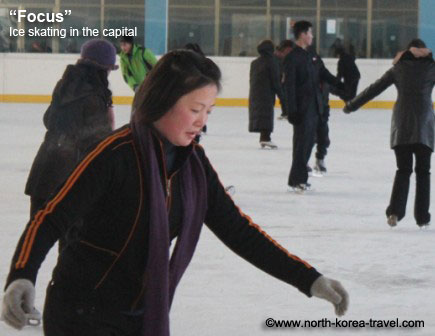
1, 103, 434, 335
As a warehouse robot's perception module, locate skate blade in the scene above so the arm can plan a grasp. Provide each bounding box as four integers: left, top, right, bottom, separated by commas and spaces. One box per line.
287, 187, 313, 194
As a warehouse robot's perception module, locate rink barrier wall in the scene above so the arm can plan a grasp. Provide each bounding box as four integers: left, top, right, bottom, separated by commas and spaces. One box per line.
0, 94, 398, 109
1, 53, 434, 108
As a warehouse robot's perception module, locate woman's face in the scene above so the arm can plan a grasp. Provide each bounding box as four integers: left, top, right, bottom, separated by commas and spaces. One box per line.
153, 84, 218, 146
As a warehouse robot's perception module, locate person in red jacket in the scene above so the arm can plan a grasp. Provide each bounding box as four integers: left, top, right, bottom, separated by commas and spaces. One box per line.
2, 50, 348, 336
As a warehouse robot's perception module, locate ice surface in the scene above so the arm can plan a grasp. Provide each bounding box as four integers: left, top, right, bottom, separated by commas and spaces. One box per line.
0, 104, 434, 335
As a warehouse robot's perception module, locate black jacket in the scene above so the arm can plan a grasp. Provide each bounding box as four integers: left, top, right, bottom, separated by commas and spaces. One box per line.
249, 42, 285, 132
6, 127, 321, 313
330, 52, 361, 101
283, 46, 343, 125
337, 53, 360, 84
347, 51, 435, 150
25, 64, 113, 200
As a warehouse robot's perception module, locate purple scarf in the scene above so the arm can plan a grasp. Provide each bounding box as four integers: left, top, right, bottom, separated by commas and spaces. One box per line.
131, 121, 208, 336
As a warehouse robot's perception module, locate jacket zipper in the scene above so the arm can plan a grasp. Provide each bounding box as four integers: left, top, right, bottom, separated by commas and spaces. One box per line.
157, 138, 176, 213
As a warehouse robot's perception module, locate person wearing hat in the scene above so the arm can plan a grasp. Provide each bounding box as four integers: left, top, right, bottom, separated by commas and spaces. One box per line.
119, 36, 158, 92
23, 38, 118, 259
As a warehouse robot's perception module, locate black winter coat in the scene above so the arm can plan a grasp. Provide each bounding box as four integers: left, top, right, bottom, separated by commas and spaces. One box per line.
25, 64, 113, 200
347, 51, 435, 150
249, 43, 285, 132
7, 127, 321, 313
337, 53, 360, 97
283, 46, 343, 125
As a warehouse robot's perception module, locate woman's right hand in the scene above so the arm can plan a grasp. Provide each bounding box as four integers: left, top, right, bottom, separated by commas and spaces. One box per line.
1, 279, 41, 330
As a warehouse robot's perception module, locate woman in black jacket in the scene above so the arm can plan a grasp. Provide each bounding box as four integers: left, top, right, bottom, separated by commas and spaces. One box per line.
25, 39, 117, 219
2, 50, 348, 336
249, 40, 285, 149
344, 39, 435, 227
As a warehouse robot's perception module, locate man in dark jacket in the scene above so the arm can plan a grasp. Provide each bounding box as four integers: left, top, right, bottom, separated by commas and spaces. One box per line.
313, 45, 360, 174
249, 40, 285, 149
283, 21, 343, 191
344, 39, 434, 227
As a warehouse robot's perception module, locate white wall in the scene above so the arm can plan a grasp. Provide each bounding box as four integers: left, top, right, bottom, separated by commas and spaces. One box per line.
0, 53, 433, 102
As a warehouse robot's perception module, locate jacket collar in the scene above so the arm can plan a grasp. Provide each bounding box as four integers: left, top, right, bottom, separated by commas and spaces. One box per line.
149, 127, 195, 177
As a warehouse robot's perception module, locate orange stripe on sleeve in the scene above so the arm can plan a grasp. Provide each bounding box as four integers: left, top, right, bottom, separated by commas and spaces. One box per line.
235, 207, 313, 269
15, 128, 131, 269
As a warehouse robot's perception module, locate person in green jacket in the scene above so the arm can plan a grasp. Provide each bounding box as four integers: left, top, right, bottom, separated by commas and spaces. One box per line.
119, 36, 158, 91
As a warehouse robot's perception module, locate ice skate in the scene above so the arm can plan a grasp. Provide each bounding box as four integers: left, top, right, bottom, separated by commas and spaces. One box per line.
314, 159, 327, 176
387, 215, 398, 227
417, 222, 430, 229
277, 114, 287, 120
260, 141, 278, 149
288, 183, 311, 194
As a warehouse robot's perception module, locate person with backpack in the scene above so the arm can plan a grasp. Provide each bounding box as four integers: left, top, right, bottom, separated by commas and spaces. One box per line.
119, 36, 158, 92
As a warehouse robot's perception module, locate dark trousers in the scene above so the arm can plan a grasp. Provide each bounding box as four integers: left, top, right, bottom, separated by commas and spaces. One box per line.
386, 144, 432, 224
288, 107, 319, 186
315, 115, 330, 160
43, 282, 143, 336
260, 130, 271, 142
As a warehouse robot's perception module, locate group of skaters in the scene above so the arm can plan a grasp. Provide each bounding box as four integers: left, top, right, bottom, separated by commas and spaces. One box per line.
248, 20, 435, 230
249, 20, 360, 187
1, 36, 350, 335
0, 20, 433, 334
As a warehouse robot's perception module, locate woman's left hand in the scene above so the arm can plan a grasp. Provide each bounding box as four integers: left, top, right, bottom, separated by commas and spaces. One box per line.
310, 276, 349, 316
